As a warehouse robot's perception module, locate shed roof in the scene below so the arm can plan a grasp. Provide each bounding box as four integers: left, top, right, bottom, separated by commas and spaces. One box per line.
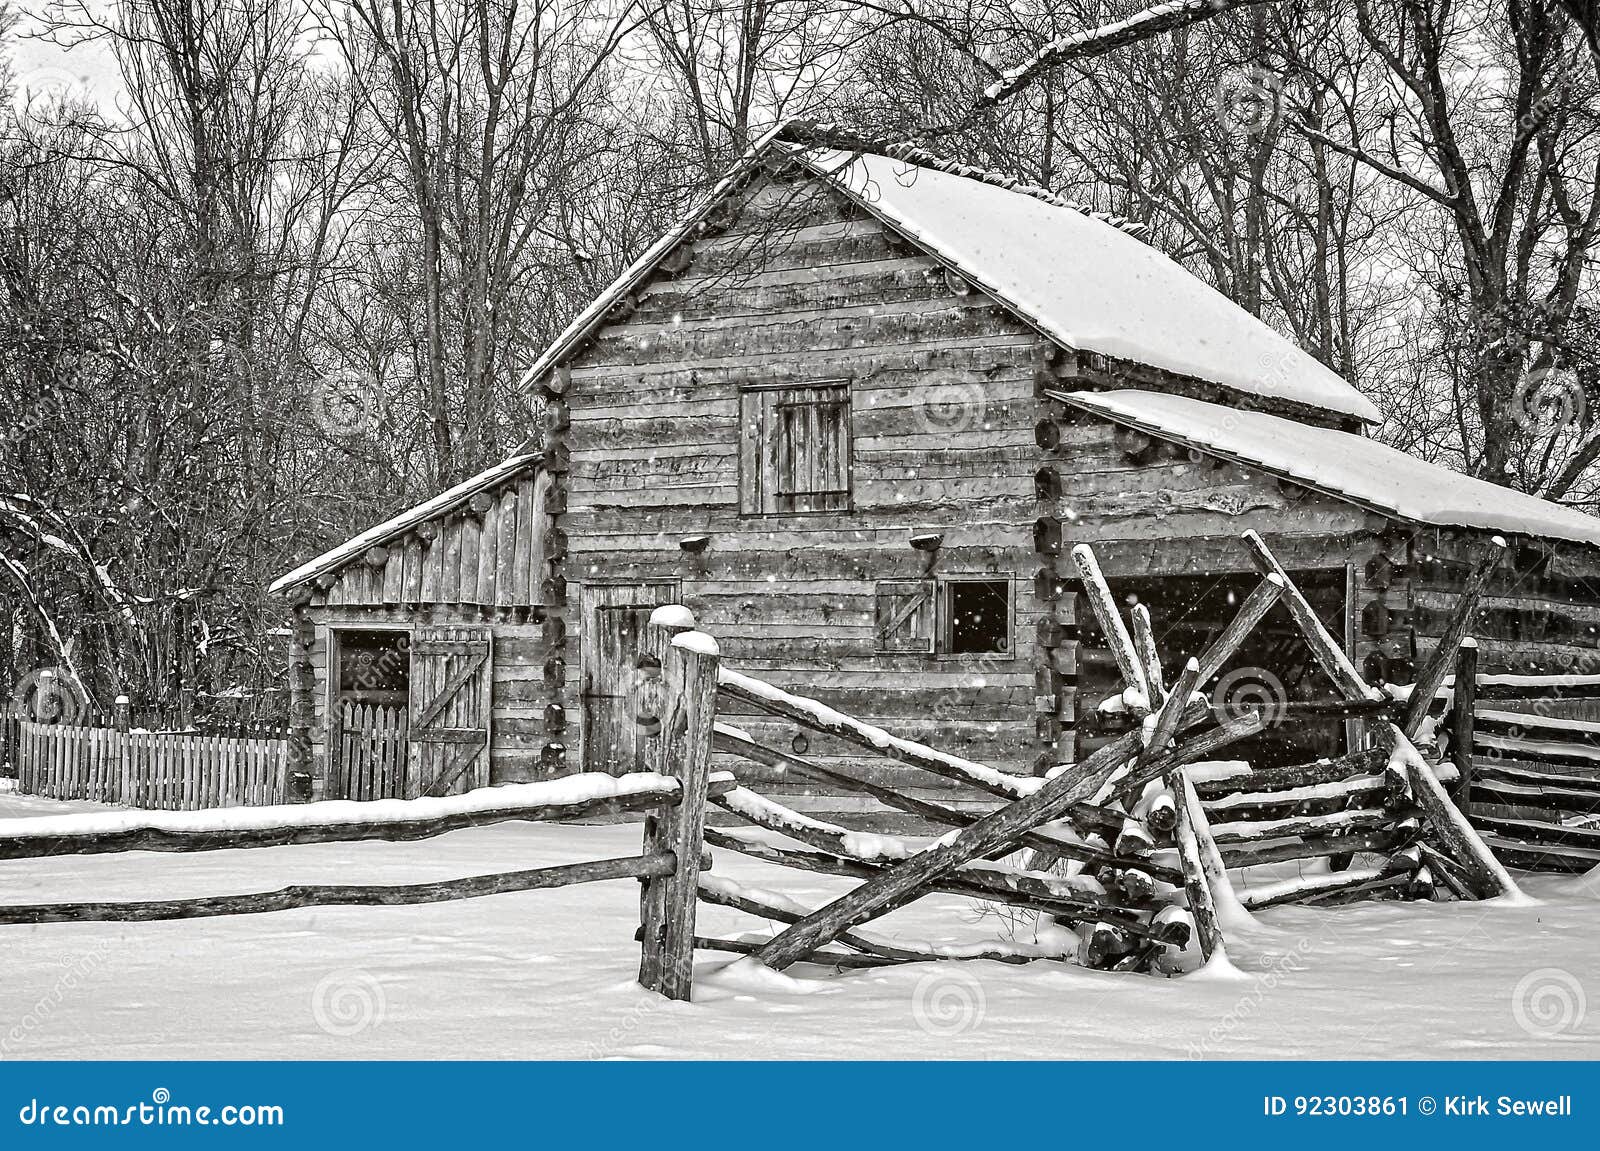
517, 132, 1380, 426
1057, 390, 1600, 548
269, 453, 541, 595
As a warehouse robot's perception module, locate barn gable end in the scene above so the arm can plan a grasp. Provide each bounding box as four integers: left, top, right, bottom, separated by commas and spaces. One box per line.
556, 167, 1048, 789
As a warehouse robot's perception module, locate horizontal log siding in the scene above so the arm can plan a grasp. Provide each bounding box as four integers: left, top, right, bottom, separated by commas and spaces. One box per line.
562, 174, 1043, 782
303, 607, 550, 792
1411, 530, 1600, 715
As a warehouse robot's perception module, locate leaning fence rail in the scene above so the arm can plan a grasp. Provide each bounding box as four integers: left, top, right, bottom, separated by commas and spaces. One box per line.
15, 721, 288, 810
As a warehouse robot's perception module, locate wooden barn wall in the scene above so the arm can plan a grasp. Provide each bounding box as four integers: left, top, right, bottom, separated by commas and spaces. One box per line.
1038, 406, 1393, 756
300, 605, 550, 791
557, 173, 1046, 783
1410, 530, 1600, 717
318, 472, 551, 610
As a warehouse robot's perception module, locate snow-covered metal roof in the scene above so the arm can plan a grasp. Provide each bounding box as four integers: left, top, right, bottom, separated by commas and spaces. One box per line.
268, 453, 541, 595
1057, 389, 1600, 548
516, 134, 1380, 426
806, 149, 1379, 426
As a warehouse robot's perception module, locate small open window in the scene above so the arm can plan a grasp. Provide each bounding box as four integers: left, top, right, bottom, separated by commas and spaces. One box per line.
335, 629, 411, 706
941, 578, 1012, 655
875, 577, 1012, 656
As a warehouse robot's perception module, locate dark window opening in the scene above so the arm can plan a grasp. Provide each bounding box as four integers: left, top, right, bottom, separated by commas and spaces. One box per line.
944, 580, 1011, 654
1078, 571, 1348, 766
336, 630, 411, 706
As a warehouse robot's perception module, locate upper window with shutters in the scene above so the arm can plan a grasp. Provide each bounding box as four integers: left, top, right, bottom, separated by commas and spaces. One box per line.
739, 381, 852, 515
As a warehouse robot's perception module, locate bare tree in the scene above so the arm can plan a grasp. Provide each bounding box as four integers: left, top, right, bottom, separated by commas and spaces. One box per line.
638, 0, 868, 179
1293, 0, 1599, 497
326, 0, 644, 484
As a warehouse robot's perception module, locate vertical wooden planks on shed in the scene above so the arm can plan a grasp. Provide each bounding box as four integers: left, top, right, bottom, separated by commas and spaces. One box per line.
420, 530, 442, 603
459, 508, 482, 607
440, 516, 462, 604
495, 488, 518, 609
512, 480, 535, 605
478, 496, 500, 607
401, 539, 424, 607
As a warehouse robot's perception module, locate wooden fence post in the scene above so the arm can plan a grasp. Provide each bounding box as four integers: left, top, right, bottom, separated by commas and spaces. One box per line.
1450, 639, 1478, 809
638, 622, 718, 1000
636, 606, 698, 994
1401, 538, 1503, 737
284, 608, 316, 802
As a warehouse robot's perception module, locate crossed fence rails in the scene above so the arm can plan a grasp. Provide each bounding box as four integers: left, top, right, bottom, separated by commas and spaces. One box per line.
0, 532, 1574, 994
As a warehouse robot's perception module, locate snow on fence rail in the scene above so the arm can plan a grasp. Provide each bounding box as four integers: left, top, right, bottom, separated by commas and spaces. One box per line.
669, 535, 1521, 978
1437, 645, 1600, 873
15, 721, 287, 809
0, 755, 733, 1001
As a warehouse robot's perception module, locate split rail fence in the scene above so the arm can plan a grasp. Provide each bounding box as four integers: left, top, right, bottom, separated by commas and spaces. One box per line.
1437, 657, 1600, 873
0, 757, 730, 1001
636, 532, 1518, 979
0, 531, 1549, 996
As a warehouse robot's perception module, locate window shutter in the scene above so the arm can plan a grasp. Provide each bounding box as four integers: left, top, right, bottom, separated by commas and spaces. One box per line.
876, 580, 935, 653
741, 381, 850, 514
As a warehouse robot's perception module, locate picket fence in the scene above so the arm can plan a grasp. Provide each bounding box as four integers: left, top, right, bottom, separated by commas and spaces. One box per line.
332, 701, 408, 801
16, 721, 287, 810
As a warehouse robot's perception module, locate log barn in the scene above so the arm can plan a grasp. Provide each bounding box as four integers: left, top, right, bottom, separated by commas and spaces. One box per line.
271, 124, 1600, 816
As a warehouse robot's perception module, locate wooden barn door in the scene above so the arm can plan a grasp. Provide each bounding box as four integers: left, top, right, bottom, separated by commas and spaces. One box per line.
581, 582, 679, 776
408, 625, 493, 797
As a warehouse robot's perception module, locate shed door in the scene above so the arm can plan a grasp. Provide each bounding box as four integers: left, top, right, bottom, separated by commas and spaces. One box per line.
408, 625, 493, 797
581, 582, 679, 776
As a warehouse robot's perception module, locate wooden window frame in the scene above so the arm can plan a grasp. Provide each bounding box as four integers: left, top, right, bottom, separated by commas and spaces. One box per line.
936, 575, 1015, 659
874, 575, 1015, 659
327, 623, 415, 720
739, 379, 852, 516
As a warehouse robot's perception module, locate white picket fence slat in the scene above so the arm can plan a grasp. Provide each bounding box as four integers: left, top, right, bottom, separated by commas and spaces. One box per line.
15, 722, 288, 810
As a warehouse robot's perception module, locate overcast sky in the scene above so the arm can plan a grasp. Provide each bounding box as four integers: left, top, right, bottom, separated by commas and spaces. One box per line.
9, 6, 120, 111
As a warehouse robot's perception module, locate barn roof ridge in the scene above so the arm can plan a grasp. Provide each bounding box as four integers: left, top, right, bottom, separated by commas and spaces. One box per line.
772, 119, 1152, 240
516, 119, 1381, 426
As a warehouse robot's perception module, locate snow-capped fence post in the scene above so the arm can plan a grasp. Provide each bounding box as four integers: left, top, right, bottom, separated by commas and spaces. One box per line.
636, 607, 695, 992
637, 611, 719, 1001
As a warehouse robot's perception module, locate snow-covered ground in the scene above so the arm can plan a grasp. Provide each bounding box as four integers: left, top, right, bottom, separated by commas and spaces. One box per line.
0, 791, 1594, 1060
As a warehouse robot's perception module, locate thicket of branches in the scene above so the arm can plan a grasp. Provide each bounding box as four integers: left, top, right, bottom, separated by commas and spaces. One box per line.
0, 0, 1595, 724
